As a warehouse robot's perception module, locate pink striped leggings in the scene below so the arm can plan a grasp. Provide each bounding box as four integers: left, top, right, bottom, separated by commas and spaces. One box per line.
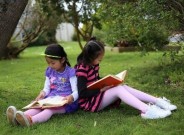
98, 85, 158, 113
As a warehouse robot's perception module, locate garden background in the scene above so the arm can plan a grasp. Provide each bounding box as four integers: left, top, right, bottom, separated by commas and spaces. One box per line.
0, 1, 184, 134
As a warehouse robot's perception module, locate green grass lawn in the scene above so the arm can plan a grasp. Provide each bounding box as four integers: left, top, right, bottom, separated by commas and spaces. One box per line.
0, 42, 184, 135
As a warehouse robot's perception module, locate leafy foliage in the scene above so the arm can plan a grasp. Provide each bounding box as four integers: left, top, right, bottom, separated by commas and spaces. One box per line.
98, 0, 179, 50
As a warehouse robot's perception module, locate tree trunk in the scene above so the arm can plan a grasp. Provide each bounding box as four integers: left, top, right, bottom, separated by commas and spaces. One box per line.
0, 0, 28, 59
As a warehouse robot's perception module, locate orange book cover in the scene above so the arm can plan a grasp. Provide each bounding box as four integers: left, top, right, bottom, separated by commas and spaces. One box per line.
87, 70, 127, 90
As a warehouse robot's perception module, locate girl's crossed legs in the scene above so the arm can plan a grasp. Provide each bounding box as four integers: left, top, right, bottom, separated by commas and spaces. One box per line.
98, 85, 156, 112
98, 85, 175, 119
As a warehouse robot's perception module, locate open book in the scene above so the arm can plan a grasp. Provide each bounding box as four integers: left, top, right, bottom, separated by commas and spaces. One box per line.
87, 70, 127, 90
22, 96, 68, 109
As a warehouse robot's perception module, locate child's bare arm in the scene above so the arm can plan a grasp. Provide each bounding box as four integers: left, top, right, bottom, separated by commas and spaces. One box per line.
35, 91, 46, 101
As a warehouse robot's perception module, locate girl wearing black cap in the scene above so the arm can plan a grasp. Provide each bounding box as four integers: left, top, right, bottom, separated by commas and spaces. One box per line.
6, 44, 78, 127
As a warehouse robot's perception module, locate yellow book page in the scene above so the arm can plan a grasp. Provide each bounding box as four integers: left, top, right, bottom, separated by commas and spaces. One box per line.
38, 96, 67, 106
22, 101, 41, 109
115, 70, 127, 80
22, 96, 68, 109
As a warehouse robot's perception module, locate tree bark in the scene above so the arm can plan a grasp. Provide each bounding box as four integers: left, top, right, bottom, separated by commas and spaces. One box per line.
0, 0, 28, 59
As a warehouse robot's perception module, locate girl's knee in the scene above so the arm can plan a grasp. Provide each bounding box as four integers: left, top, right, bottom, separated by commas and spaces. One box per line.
122, 84, 128, 87
110, 85, 127, 92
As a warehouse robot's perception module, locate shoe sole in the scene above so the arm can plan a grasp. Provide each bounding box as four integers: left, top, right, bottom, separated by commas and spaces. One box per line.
141, 114, 168, 119
16, 111, 30, 127
141, 110, 172, 119
161, 107, 177, 111
6, 106, 17, 125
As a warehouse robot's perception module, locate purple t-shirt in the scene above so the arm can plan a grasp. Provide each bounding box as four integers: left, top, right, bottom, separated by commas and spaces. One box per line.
45, 66, 76, 97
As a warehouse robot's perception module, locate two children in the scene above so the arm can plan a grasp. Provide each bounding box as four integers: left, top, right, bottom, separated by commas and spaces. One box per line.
6, 40, 177, 127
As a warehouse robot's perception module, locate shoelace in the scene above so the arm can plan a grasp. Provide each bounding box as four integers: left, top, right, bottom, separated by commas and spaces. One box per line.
148, 102, 161, 108
148, 103, 154, 106
147, 103, 163, 111
162, 97, 171, 103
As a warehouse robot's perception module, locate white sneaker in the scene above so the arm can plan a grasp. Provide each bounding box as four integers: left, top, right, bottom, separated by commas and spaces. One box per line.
155, 97, 177, 111
141, 105, 171, 119
6, 106, 18, 126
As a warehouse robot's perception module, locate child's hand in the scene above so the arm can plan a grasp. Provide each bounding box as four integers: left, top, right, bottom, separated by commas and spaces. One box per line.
35, 91, 45, 101
100, 85, 113, 92
64, 95, 74, 104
